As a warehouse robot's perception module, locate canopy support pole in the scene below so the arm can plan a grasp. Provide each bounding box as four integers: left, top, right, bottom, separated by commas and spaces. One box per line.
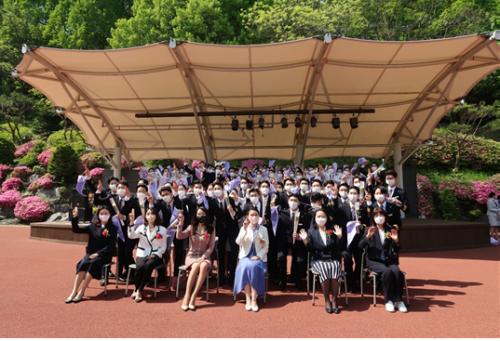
393, 141, 403, 187
113, 143, 122, 178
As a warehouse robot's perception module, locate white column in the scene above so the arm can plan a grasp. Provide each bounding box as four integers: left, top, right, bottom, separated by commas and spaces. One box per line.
113, 144, 122, 178
393, 142, 403, 187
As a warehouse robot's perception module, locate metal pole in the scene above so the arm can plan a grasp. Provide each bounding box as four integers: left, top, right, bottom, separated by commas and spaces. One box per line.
393, 142, 403, 187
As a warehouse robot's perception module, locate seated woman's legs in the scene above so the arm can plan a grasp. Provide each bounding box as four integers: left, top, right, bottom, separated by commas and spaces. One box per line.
250, 285, 259, 311
66, 271, 85, 302
388, 264, 404, 302
74, 271, 93, 300
381, 267, 397, 303
181, 262, 200, 308
189, 261, 210, 307
330, 279, 339, 308
321, 279, 332, 311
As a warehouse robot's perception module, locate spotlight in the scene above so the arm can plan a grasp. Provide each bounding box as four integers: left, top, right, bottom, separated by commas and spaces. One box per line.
258, 115, 265, 129
310, 116, 317, 127
331, 116, 340, 129
245, 117, 254, 130
280, 116, 288, 128
231, 116, 239, 131
55, 106, 65, 115
294, 116, 302, 128
350, 116, 358, 129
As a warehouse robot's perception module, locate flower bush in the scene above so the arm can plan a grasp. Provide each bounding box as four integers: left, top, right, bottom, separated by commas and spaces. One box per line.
438, 180, 472, 200
0, 189, 22, 209
37, 149, 53, 167
1, 177, 23, 192
471, 181, 498, 205
89, 167, 105, 177
28, 174, 54, 192
416, 175, 434, 218
11, 166, 32, 179
14, 196, 52, 222
14, 140, 35, 158
0, 164, 11, 179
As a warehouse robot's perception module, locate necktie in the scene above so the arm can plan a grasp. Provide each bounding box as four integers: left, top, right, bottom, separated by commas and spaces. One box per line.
351, 206, 356, 220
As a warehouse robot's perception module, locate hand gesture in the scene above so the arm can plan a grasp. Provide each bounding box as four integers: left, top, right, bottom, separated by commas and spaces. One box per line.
333, 225, 342, 238
146, 192, 154, 204
299, 228, 308, 241
367, 226, 376, 239
72, 206, 79, 218
251, 256, 260, 261
97, 179, 103, 193
128, 210, 135, 224
243, 218, 250, 230
390, 229, 398, 242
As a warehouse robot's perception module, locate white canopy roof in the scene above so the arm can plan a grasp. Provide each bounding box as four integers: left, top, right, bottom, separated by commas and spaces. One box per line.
15, 33, 500, 165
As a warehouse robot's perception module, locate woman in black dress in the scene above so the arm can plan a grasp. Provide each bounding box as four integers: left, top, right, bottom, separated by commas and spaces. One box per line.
300, 208, 343, 314
65, 206, 117, 303
358, 207, 407, 313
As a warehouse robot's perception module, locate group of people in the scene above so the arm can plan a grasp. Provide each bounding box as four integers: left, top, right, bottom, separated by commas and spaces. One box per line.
67, 157, 409, 313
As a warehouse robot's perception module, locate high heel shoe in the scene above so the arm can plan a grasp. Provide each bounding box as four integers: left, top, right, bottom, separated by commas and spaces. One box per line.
188, 303, 196, 311
72, 294, 83, 303
65, 295, 75, 304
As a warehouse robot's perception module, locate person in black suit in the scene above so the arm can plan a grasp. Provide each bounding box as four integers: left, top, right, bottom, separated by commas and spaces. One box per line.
93, 176, 120, 214
384, 170, 408, 228
298, 178, 311, 205
300, 208, 343, 314
373, 186, 401, 229
276, 177, 296, 209
358, 207, 407, 313
275, 194, 311, 290
66, 206, 117, 303
338, 186, 369, 292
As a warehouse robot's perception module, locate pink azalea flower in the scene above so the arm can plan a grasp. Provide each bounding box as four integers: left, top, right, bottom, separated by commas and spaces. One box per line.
1, 177, 23, 192
37, 149, 53, 167
14, 196, 52, 222
0, 189, 22, 209
14, 141, 35, 158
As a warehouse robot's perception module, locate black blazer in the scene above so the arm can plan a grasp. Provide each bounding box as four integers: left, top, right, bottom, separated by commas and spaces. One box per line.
372, 201, 401, 229
277, 208, 311, 246
358, 225, 400, 266
306, 228, 342, 262
71, 217, 117, 261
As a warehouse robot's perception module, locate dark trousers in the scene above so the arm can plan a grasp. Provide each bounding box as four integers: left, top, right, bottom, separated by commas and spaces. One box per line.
117, 236, 136, 278
134, 256, 162, 291
268, 242, 287, 285
342, 247, 363, 288
291, 241, 307, 286
368, 261, 404, 303
173, 236, 186, 276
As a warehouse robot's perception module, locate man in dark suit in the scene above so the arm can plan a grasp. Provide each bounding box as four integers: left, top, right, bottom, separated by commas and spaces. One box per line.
373, 186, 401, 229
384, 170, 408, 229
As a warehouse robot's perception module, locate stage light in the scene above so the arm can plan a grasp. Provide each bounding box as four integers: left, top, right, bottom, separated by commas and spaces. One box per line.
331, 116, 340, 129
280, 116, 288, 128
350, 116, 358, 129
310, 116, 317, 127
55, 107, 65, 115
294, 116, 302, 128
231, 116, 239, 131
258, 115, 265, 129
245, 117, 254, 130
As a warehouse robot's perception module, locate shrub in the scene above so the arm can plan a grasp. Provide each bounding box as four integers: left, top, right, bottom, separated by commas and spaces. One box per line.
28, 174, 54, 192
416, 175, 434, 218
31, 165, 46, 176
0, 189, 22, 209
471, 181, 499, 205
0, 137, 15, 165
17, 152, 38, 167
1, 177, 23, 192
14, 195, 52, 222
47, 129, 86, 155
37, 149, 53, 167
0, 124, 34, 143
437, 189, 461, 220
14, 140, 35, 157
0, 164, 11, 179
11, 166, 32, 179
47, 145, 80, 183
80, 152, 110, 169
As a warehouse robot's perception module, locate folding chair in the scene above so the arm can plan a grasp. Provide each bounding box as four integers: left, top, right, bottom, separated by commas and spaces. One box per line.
306, 252, 348, 306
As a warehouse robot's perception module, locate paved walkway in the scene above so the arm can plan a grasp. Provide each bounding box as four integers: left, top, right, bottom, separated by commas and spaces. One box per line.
0, 226, 498, 338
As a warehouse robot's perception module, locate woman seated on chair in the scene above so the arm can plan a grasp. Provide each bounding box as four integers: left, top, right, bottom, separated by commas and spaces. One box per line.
127, 207, 168, 303
176, 207, 216, 311
300, 208, 343, 314
358, 207, 407, 313
233, 206, 269, 312
66, 206, 117, 303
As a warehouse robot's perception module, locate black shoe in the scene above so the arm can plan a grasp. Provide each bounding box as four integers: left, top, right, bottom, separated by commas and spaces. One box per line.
332, 307, 341, 314
278, 281, 286, 291
325, 301, 333, 314
117, 276, 126, 282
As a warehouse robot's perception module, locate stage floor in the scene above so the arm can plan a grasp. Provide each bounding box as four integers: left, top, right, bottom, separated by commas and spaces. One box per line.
0, 226, 498, 338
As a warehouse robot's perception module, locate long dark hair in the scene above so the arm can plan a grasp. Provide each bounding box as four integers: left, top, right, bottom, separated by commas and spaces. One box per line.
92, 206, 113, 228
311, 208, 330, 230
144, 207, 162, 227
190, 207, 214, 234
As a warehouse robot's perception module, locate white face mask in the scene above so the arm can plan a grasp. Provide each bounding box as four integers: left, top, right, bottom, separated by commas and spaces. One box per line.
300, 184, 309, 192
288, 201, 298, 210
162, 195, 172, 203
214, 189, 223, 198
109, 184, 117, 192
261, 187, 269, 196
177, 190, 186, 199
136, 192, 146, 202
366, 200, 373, 206
250, 196, 259, 205
348, 193, 359, 202
353, 182, 361, 188
193, 188, 202, 196
315, 217, 327, 226
99, 214, 110, 223
284, 184, 293, 192
375, 194, 385, 202
339, 190, 348, 199
374, 216, 385, 225
249, 216, 259, 225
386, 179, 396, 187
311, 186, 321, 193
117, 188, 126, 197
207, 190, 215, 198
240, 183, 248, 191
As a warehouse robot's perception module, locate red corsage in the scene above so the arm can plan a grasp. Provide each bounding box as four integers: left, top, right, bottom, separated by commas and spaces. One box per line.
203, 232, 209, 241
156, 232, 163, 239
325, 229, 334, 236
101, 228, 109, 237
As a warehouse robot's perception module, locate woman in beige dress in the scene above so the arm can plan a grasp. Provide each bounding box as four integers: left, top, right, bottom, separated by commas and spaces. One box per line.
176, 207, 215, 311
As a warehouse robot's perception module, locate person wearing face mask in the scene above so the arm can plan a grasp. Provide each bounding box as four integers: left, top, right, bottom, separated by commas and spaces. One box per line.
75, 169, 100, 222
65, 206, 117, 303
176, 207, 216, 310
359, 208, 406, 313
234, 207, 269, 312
238, 178, 250, 199
298, 179, 311, 205
127, 208, 168, 303
272, 194, 311, 290
383, 170, 408, 229
373, 186, 400, 229
252, 181, 273, 229
212, 182, 242, 286
301, 209, 343, 314
276, 178, 296, 209
93, 176, 120, 214
180, 180, 214, 226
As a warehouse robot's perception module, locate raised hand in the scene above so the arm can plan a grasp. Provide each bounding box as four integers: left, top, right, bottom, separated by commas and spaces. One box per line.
390, 229, 399, 242
299, 228, 308, 241
367, 226, 376, 239
72, 206, 79, 218
333, 225, 342, 238
243, 218, 250, 230
129, 210, 135, 224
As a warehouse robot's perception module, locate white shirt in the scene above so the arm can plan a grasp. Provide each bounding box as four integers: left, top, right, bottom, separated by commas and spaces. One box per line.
378, 228, 385, 243
319, 229, 327, 245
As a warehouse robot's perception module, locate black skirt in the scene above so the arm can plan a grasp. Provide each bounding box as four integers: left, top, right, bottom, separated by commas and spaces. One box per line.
76, 254, 110, 279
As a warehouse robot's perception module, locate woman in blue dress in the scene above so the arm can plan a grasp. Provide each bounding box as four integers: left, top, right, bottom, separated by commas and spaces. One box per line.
233, 206, 269, 312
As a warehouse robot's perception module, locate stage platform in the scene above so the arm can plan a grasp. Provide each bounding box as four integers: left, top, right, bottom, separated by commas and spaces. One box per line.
30, 218, 490, 252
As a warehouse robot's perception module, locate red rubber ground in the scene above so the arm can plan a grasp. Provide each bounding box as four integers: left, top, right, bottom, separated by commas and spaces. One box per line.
0, 226, 498, 338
